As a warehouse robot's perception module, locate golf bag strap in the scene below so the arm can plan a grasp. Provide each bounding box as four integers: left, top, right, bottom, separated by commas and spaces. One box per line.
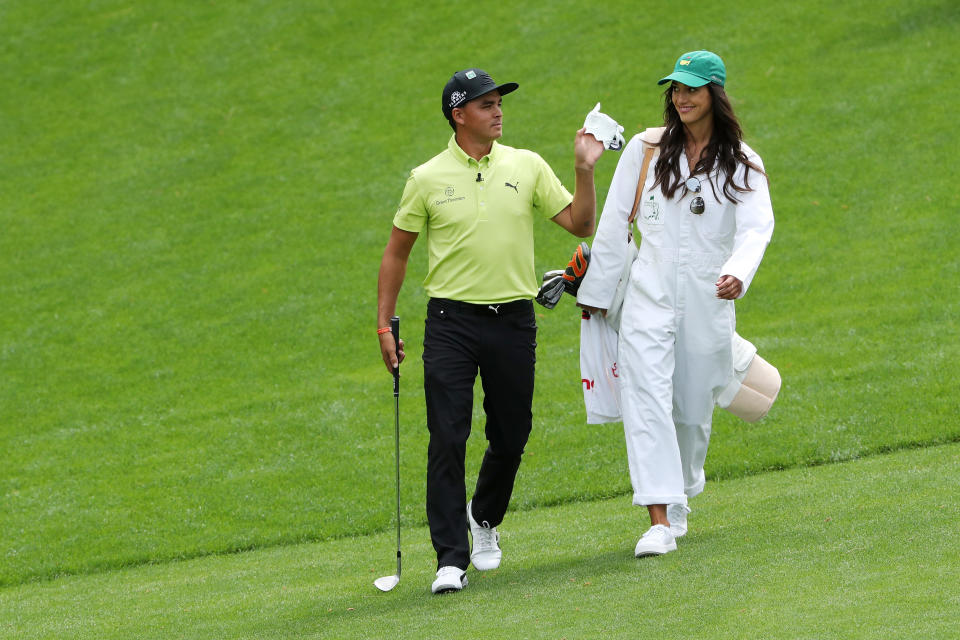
628, 144, 657, 224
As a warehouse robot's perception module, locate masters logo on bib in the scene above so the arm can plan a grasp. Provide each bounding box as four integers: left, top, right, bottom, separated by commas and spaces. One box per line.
642, 195, 663, 225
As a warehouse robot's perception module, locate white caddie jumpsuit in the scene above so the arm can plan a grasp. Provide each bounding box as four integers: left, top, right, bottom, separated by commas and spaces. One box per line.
578, 128, 774, 506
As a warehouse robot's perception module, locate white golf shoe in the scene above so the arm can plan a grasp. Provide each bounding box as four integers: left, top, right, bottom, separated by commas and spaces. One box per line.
634, 524, 677, 557
431, 566, 468, 594
667, 503, 691, 538
467, 500, 502, 570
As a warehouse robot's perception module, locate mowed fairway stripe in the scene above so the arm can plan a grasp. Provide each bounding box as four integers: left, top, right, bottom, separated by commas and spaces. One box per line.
2, 443, 957, 640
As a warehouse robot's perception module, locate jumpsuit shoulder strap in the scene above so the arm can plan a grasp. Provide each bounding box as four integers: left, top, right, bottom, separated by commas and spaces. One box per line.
628, 144, 658, 225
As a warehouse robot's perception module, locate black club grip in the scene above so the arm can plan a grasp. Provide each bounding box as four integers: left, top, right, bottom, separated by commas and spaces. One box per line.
390, 316, 400, 393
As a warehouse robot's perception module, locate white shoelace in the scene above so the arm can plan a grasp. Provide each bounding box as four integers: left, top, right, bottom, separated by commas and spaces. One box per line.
437, 566, 462, 579
473, 526, 500, 552
667, 504, 690, 519
643, 525, 670, 541
667, 505, 690, 527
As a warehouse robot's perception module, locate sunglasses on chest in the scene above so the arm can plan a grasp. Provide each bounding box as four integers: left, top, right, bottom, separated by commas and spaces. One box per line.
683, 176, 705, 215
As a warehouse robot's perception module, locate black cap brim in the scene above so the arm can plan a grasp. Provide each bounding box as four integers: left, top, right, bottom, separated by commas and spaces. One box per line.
492, 82, 519, 97
460, 81, 518, 106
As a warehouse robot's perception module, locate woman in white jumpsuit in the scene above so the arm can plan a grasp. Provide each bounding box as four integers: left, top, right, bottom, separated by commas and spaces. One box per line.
577, 51, 774, 556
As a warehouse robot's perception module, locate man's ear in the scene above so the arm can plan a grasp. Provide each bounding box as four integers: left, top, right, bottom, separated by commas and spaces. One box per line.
451, 107, 465, 126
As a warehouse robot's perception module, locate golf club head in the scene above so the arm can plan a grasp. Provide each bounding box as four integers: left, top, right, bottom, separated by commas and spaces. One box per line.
374, 574, 400, 592
542, 269, 564, 281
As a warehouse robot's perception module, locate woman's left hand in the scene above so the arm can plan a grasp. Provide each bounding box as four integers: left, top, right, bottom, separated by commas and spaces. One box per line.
716, 274, 742, 300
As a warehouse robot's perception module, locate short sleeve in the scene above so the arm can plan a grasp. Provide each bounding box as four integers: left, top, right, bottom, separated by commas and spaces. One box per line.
530, 153, 573, 219
392, 172, 427, 233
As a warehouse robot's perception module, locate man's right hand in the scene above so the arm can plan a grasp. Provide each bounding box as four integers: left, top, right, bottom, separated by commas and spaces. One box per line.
379, 332, 405, 373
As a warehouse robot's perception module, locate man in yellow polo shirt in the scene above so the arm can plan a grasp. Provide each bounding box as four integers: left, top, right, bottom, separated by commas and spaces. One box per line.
376, 68, 604, 594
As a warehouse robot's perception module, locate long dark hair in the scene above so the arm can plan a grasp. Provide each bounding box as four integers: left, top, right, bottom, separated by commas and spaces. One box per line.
652, 83, 766, 204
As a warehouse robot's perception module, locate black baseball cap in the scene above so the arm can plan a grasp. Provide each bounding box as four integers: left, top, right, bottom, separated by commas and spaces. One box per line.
441, 69, 519, 120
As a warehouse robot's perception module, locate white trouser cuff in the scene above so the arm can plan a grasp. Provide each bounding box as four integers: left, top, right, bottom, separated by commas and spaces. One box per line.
632, 494, 688, 507
684, 479, 705, 499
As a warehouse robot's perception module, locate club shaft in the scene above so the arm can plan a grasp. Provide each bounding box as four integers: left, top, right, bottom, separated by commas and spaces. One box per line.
394, 393, 401, 577
390, 315, 401, 579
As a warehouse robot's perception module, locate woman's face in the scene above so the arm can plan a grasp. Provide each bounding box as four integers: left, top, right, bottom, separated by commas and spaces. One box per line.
671, 82, 713, 127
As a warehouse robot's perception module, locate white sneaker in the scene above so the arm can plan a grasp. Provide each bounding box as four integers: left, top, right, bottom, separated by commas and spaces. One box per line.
634, 524, 677, 557
431, 566, 468, 594
667, 503, 691, 538
467, 500, 502, 570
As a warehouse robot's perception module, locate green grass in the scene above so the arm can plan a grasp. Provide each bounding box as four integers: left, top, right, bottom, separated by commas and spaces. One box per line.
2, 0, 959, 595
2, 442, 957, 639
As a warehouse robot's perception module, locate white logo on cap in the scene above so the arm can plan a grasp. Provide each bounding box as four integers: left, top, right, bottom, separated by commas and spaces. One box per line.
465, 70, 477, 79
449, 90, 467, 107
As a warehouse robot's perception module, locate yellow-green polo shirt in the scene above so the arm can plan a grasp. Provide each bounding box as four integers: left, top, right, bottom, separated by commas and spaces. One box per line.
393, 134, 573, 304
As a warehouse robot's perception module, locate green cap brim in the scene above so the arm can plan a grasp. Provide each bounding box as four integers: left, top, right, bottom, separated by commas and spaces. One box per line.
657, 70, 711, 87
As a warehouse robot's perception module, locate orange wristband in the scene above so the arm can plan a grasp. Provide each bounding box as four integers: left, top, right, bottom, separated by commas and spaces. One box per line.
377, 327, 392, 335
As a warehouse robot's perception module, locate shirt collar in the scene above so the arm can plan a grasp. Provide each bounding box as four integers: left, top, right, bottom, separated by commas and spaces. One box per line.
447, 134, 500, 169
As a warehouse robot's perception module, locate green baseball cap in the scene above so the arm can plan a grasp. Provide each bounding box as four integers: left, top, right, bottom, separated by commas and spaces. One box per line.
658, 50, 726, 87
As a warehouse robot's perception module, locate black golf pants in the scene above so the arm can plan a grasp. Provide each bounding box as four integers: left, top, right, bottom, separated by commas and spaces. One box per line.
422, 297, 537, 571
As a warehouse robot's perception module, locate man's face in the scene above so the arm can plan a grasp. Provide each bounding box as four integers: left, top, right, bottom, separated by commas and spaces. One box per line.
452, 89, 503, 141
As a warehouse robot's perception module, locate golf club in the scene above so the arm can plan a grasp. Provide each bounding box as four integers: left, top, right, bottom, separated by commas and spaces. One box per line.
374, 315, 402, 592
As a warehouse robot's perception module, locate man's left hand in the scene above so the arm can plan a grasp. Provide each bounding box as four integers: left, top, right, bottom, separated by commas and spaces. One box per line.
574, 127, 604, 171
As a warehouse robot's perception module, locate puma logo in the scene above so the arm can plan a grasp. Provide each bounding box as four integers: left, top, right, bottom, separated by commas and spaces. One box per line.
487, 305, 500, 315
505, 181, 519, 193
